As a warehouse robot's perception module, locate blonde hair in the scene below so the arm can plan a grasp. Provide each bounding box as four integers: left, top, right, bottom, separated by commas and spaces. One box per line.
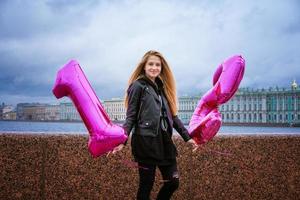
125, 50, 178, 116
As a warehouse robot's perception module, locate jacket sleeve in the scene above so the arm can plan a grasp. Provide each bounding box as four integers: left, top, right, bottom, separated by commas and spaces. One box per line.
172, 115, 191, 142
122, 81, 143, 144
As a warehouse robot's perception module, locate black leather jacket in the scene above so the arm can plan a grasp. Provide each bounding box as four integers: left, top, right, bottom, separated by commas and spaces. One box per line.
123, 76, 191, 142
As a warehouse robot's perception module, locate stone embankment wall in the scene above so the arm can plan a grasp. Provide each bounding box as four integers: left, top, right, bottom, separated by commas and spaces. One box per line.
0, 133, 299, 199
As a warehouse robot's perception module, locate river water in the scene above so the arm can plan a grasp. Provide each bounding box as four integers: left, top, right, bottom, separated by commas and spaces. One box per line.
1, 121, 300, 135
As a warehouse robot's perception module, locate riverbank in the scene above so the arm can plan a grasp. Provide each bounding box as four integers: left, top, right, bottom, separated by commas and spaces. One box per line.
0, 133, 299, 199
1, 119, 300, 127
1, 120, 300, 135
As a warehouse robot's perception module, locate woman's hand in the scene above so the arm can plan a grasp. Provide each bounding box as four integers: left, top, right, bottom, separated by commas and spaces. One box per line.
187, 138, 199, 152
106, 144, 124, 157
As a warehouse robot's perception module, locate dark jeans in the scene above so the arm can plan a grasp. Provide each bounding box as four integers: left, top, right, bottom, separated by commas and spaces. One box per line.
137, 162, 179, 200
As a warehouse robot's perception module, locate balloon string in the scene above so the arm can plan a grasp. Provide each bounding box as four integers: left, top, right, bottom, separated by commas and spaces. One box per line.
121, 160, 177, 183
122, 160, 149, 170
159, 179, 171, 183
197, 145, 233, 156
195, 145, 254, 174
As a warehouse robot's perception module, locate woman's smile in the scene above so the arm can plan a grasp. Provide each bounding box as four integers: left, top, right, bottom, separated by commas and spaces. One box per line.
144, 55, 162, 81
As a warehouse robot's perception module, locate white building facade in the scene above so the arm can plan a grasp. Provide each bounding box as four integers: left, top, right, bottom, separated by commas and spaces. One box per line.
59, 102, 81, 121
102, 98, 126, 121
102, 82, 300, 126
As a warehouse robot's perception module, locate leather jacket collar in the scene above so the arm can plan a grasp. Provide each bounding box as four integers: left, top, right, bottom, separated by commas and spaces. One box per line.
138, 75, 164, 94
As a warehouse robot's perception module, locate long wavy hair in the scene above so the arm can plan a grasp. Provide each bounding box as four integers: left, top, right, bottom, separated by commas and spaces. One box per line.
125, 50, 178, 116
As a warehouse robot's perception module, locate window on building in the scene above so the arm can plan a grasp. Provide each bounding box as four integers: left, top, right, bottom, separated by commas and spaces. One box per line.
244, 114, 246, 120
268, 114, 271, 121
249, 104, 251, 111
259, 113, 262, 120
274, 114, 277, 121
226, 113, 229, 120
292, 114, 294, 120
298, 114, 300, 120
279, 103, 282, 110
244, 104, 246, 110
249, 114, 252, 122
254, 113, 257, 121
237, 114, 240, 120
237, 104, 240, 111
231, 113, 234, 120
279, 114, 282, 121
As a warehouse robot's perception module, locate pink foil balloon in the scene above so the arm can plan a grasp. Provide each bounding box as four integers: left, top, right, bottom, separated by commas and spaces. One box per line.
52, 60, 127, 158
189, 55, 245, 144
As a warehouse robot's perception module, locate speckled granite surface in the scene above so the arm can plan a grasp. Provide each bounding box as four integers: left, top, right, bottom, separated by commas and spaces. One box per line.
0, 133, 299, 200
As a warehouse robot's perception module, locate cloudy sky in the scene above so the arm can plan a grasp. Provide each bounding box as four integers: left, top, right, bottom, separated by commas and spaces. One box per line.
0, 0, 299, 105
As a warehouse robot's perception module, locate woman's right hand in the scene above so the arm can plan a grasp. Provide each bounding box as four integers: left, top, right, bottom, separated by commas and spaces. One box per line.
107, 144, 125, 156
187, 138, 199, 152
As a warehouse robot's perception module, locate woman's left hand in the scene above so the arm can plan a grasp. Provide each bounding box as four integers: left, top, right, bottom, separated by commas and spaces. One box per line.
106, 144, 124, 157
187, 138, 199, 152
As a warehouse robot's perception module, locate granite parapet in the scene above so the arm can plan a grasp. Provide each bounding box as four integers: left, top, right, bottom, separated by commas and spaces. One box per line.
0, 133, 299, 199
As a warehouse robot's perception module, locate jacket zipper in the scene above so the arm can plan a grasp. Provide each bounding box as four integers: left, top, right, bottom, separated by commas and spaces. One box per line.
137, 86, 146, 121
156, 94, 163, 135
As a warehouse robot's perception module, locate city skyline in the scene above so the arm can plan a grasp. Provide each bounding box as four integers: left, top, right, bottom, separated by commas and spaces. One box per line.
0, 83, 299, 107
2, 84, 299, 126
1, 0, 300, 106
0, 83, 298, 107
1, 82, 299, 108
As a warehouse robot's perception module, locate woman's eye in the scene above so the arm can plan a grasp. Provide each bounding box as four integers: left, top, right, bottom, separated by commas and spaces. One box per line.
156, 63, 161, 67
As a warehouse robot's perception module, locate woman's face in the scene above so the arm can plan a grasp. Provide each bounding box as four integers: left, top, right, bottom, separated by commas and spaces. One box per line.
144, 55, 162, 81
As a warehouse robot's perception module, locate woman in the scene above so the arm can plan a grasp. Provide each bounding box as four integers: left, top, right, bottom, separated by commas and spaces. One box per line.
112, 50, 198, 200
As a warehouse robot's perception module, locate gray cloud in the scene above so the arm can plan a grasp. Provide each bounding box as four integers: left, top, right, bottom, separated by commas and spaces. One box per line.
0, 0, 300, 105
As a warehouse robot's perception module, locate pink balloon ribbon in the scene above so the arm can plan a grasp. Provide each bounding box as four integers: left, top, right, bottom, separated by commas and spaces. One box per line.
122, 160, 149, 170
189, 55, 245, 144
52, 60, 128, 158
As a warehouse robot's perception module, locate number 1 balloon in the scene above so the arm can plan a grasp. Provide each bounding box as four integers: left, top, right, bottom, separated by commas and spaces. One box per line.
52, 60, 128, 158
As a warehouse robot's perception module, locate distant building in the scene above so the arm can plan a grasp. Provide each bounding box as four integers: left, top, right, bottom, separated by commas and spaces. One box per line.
178, 95, 200, 124
45, 105, 60, 120
10, 80, 300, 126
0, 103, 5, 119
16, 103, 60, 121
0, 103, 14, 119
16, 103, 41, 120
102, 80, 300, 126
20, 103, 48, 120
1, 103, 14, 120
2, 104, 14, 113
102, 98, 126, 121
59, 102, 81, 121
16, 102, 81, 121
2, 111, 17, 120
220, 80, 300, 125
